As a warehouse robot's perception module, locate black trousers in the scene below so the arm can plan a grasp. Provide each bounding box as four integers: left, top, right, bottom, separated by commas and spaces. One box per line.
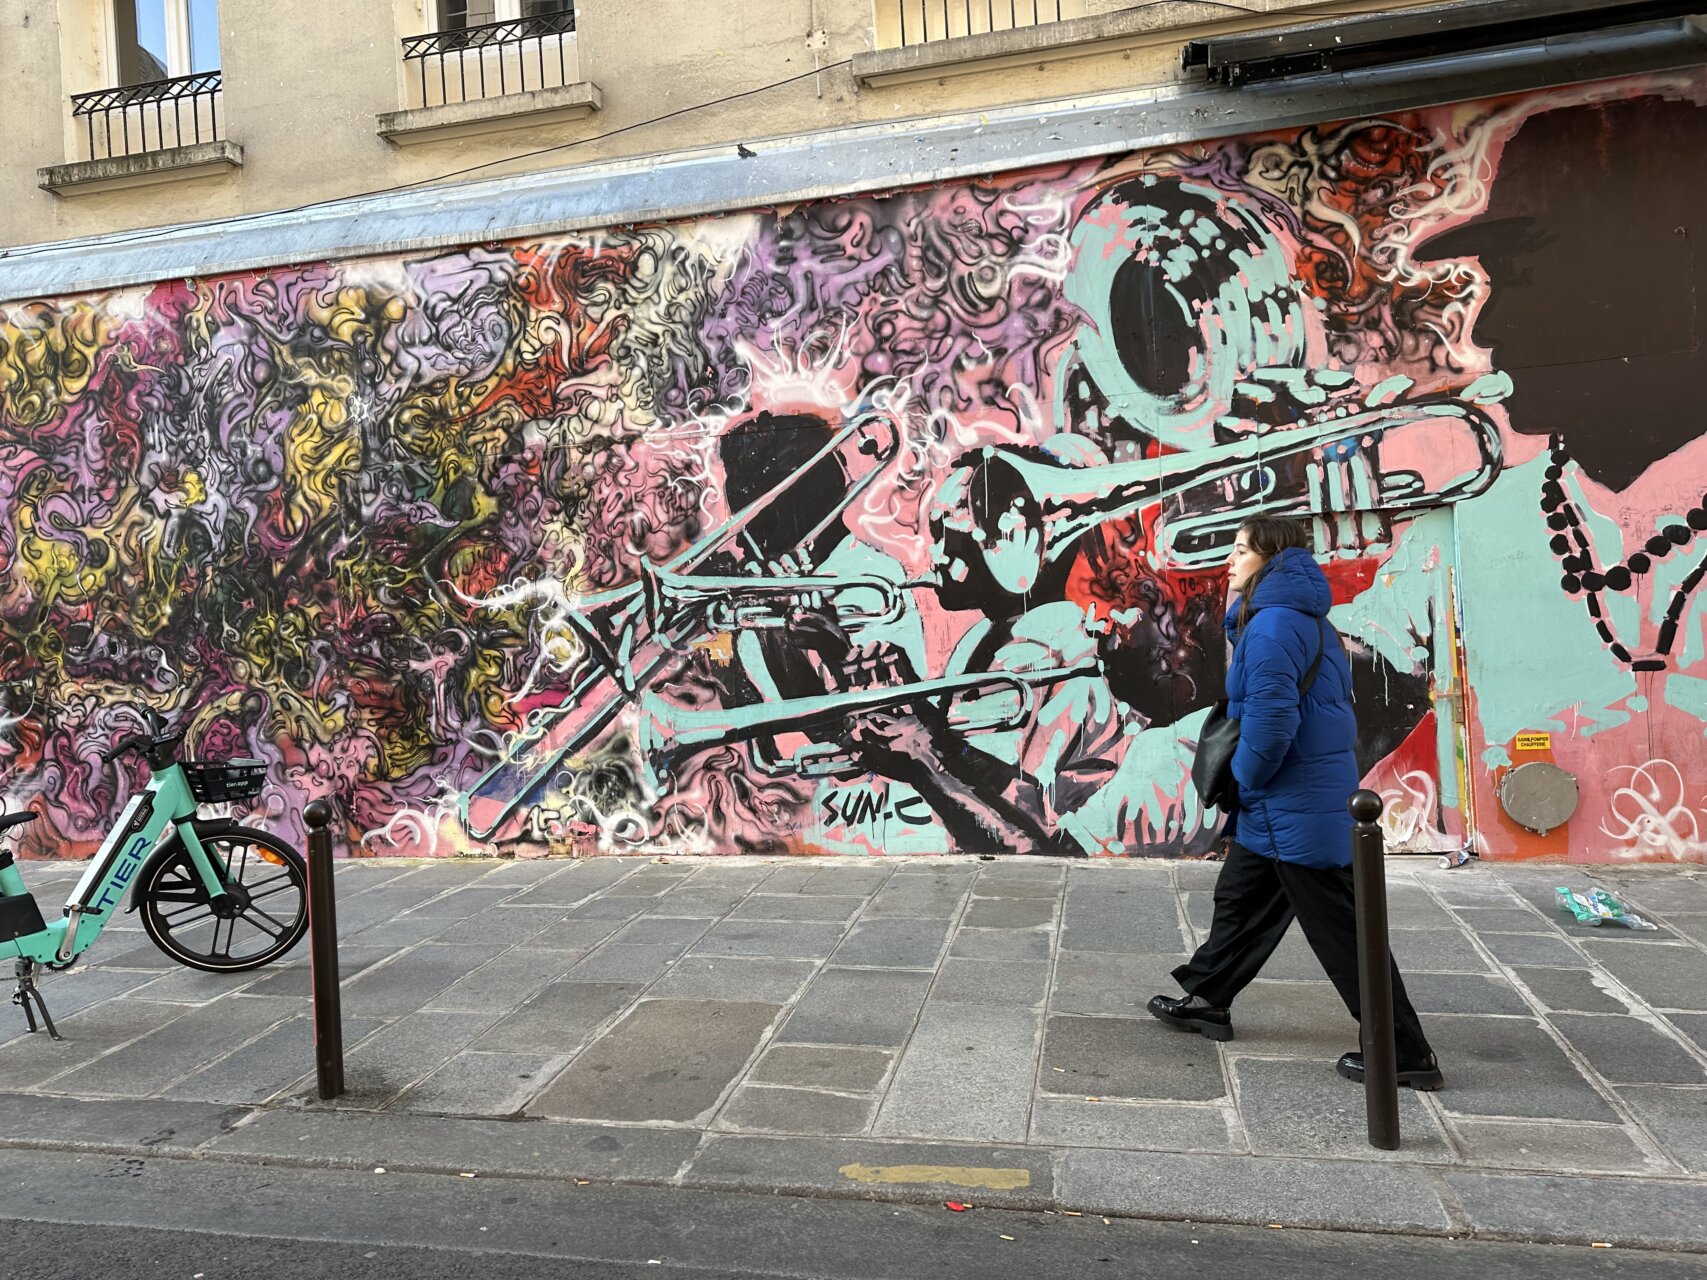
1172, 840, 1435, 1063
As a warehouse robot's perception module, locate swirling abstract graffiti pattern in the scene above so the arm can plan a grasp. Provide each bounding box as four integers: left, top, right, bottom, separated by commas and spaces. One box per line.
3, 72, 1706, 862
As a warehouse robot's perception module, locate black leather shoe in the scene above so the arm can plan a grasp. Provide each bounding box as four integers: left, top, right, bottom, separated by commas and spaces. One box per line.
1147, 993, 1233, 1042
1335, 1051, 1444, 1091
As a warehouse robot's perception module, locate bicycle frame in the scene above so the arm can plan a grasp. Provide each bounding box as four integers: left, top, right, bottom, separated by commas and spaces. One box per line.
0, 761, 227, 967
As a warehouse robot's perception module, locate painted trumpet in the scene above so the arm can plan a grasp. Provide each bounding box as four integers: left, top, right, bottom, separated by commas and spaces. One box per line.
458, 412, 900, 841
958, 393, 1503, 592
635, 564, 913, 637
638, 664, 1098, 783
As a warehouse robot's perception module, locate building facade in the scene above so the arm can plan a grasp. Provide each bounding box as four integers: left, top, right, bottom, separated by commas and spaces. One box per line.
2, 2, 1706, 864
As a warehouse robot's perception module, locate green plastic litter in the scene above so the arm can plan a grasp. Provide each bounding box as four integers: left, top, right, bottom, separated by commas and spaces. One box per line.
1554, 886, 1658, 930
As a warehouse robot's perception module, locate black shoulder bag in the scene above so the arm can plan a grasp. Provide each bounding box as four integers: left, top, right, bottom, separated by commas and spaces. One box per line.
1191, 617, 1326, 813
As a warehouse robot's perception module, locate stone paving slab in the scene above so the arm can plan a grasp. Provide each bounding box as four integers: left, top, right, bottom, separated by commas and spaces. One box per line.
1453, 905, 1559, 934
747, 1044, 893, 1093
339, 943, 499, 1017
862, 877, 972, 918
6, 965, 165, 1022
1510, 965, 1630, 1013
1444, 1117, 1659, 1174
46, 994, 304, 1098
693, 920, 845, 960
1221, 979, 1358, 1054
1614, 1085, 1707, 1174
162, 1013, 389, 1105
930, 957, 1051, 1007
1384, 884, 1461, 929
1479, 931, 1593, 968
715, 1084, 878, 1135
474, 979, 642, 1054
1391, 927, 1498, 973
1423, 1016, 1620, 1123
1671, 915, 1707, 947
401, 885, 520, 918
1230, 1057, 1454, 1163
566, 940, 693, 982
1445, 1168, 1707, 1250
830, 917, 953, 967
505, 863, 637, 906
963, 897, 1057, 928
0, 1092, 244, 1152
427, 901, 576, 947
331, 1008, 505, 1109
1548, 1012, 1707, 1085
773, 968, 932, 1048
1056, 1148, 1454, 1233
1052, 950, 1181, 1018
872, 1002, 1040, 1142
391, 1049, 570, 1116
726, 894, 866, 923
1580, 940, 1707, 1010
1673, 1013, 1707, 1055
425, 947, 580, 1011
948, 926, 1051, 960
646, 956, 818, 1003
207, 1107, 702, 1180
1043, 1013, 1227, 1102
529, 998, 782, 1123
1029, 1098, 1236, 1152
0, 1000, 186, 1091
1404, 971, 1532, 1016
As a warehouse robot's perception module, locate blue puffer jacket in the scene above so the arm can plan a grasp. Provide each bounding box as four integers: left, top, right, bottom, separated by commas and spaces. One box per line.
1224, 546, 1359, 869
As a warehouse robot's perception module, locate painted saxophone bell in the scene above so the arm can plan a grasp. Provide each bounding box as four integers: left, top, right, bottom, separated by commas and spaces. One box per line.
963, 393, 1505, 594
637, 665, 1099, 789
458, 411, 901, 841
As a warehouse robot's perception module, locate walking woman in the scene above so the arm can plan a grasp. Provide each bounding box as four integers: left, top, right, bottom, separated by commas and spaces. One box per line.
1148, 516, 1443, 1090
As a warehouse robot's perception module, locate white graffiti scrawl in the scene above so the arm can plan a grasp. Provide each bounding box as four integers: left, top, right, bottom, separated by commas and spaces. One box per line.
1600, 760, 1707, 862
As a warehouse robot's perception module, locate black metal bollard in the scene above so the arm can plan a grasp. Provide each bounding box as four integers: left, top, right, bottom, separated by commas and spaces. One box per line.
1349, 788, 1399, 1150
304, 799, 344, 1100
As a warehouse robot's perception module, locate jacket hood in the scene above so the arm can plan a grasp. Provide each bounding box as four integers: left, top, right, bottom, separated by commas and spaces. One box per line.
1225, 545, 1333, 630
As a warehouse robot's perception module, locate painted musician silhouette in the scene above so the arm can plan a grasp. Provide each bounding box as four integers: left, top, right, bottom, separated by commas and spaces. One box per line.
707, 413, 1088, 857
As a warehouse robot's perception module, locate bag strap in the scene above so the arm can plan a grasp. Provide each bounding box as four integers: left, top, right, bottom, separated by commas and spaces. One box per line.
1298, 617, 1327, 698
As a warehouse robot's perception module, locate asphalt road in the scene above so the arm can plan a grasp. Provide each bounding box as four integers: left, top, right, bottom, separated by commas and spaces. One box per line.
2, 1162, 1704, 1280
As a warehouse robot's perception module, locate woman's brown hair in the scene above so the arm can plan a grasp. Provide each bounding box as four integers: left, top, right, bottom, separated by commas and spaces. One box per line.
1235, 516, 1312, 629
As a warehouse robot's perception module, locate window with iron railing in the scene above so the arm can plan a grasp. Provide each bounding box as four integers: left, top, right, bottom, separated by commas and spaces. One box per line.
72, 72, 224, 161
874, 0, 1087, 48
405, 1, 578, 108
71, 0, 223, 160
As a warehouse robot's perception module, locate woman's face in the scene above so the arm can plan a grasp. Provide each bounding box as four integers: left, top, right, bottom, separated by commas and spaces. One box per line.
1226, 530, 1267, 595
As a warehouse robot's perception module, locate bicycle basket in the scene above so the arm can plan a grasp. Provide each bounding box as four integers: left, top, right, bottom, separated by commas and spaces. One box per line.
183, 759, 268, 804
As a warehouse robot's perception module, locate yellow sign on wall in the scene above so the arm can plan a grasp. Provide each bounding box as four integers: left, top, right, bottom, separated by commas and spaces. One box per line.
1515, 732, 1553, 752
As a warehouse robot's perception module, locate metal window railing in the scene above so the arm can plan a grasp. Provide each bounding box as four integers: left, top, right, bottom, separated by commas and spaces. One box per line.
887, 0, 1083, 46
401, 10, 578, 109
70, 71, 224, 162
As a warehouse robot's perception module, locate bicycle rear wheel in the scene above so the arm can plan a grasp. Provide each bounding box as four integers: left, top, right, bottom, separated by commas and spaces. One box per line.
138, 823, 309, 973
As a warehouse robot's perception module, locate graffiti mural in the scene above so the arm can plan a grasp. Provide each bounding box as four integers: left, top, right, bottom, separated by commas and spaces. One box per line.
2, 70, 1705, 862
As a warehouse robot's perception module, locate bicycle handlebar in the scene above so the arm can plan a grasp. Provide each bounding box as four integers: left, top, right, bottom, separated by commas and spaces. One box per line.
100, 731, 184, 766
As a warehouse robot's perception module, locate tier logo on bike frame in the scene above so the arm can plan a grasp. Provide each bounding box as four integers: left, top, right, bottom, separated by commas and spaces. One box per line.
66, 794, 156, 919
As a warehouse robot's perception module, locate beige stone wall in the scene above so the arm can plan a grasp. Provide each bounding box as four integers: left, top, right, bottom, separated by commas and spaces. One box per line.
1, 0, 1433, 251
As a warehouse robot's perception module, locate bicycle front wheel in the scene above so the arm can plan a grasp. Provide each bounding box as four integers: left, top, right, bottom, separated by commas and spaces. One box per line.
138, 823, 309, 973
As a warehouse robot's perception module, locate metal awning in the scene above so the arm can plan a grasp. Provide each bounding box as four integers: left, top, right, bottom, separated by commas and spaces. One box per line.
1183, 0, 1706, 86
1, 7, 1704, 303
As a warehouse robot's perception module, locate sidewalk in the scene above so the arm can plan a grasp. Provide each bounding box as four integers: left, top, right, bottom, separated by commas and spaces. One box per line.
2, 853, 1705, 1252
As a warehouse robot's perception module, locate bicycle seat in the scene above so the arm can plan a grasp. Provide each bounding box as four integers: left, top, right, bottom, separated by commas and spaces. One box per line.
0, 812, 37, 834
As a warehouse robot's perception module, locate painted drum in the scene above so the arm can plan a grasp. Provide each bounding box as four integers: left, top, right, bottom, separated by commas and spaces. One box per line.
1498, 762, 1581, 836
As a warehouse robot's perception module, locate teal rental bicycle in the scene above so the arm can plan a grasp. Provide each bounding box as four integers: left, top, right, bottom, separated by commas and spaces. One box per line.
0, 727, 309, 1039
